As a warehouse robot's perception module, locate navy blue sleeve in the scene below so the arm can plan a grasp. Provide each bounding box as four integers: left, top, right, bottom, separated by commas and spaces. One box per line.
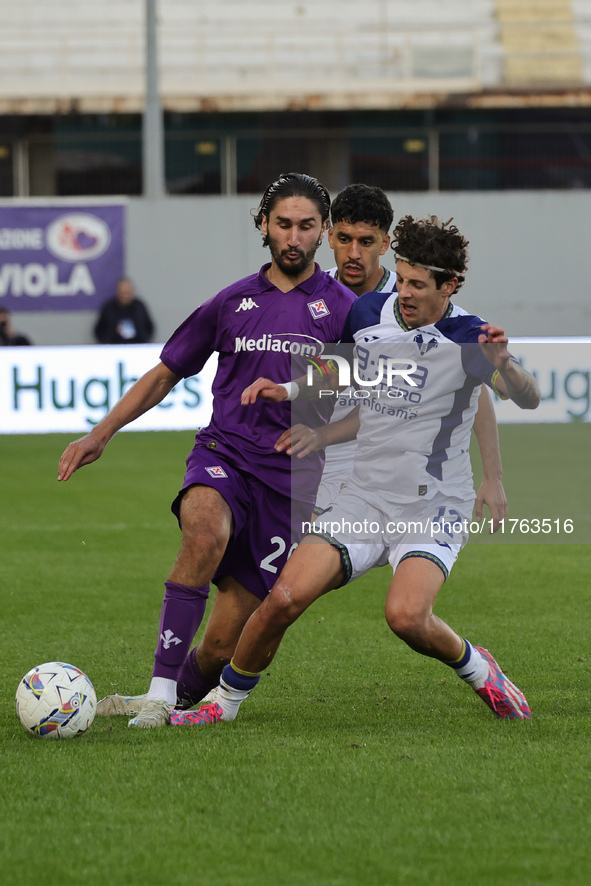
345, 290, 391, 339
436, 313, 504, 391
340, 306, 355, 343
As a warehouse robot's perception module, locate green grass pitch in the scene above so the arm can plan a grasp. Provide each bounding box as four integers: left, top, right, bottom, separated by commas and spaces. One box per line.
1, 426, 590, 886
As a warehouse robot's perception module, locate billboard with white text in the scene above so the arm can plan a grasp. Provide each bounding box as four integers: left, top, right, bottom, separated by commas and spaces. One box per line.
0, 339, 589, 434
0, 345, 216, 433
0, 203, 125, 312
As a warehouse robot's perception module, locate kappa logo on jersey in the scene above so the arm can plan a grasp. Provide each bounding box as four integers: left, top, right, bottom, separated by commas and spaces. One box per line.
413, 333, 438, 356
308, 299, 330, 319
206, 466, 228, 479
235, 297, 260, 312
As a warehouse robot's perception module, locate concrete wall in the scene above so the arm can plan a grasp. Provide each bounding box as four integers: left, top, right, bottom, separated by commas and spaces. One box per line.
11, 190, 590, 346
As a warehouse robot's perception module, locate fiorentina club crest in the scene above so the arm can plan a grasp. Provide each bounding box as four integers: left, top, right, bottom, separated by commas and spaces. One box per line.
413, 333, 438, 355
308, 299, 330, 319
206, 466, 228, 479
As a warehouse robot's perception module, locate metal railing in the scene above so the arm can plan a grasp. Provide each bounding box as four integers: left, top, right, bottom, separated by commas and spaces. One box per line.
4, 119, 591, 197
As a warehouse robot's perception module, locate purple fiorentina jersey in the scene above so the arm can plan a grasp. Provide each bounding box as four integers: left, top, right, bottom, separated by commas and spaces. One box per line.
160, 263, 355, 501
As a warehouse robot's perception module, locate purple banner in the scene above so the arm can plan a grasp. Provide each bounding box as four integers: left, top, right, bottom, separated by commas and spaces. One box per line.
0, 203, 125, 312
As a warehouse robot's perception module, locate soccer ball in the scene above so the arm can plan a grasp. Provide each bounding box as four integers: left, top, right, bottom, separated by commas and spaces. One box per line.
15, 662, 97, 739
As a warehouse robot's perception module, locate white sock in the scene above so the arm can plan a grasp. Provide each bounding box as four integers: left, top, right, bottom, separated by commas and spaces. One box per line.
217, 679, 253, 722
147, 677, 176, 705
453, 644, 489, 690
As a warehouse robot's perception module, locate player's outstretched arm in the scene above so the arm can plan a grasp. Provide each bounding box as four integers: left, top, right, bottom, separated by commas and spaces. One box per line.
479, 324, 540, 409
472, 386, 507, 533
57, 362, 181, 481
241, 364, 342, 407
275, 423, 323, 457
240, 377, 289, 405
275, 406, 361, 458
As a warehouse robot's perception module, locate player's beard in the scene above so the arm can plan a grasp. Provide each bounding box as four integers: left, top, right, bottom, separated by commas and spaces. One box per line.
267, 236, 318, 277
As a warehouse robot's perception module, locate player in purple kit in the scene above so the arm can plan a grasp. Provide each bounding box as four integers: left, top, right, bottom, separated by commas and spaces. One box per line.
57, 172, 356, 728
170, 214, 540, 728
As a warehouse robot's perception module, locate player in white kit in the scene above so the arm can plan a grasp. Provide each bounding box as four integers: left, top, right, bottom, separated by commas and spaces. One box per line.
317, 184, 397, 511
177, 214, 540, 727
317, 184, 505, 529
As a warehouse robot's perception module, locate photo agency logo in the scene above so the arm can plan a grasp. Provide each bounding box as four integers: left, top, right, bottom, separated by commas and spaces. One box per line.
305, 353, 419, 398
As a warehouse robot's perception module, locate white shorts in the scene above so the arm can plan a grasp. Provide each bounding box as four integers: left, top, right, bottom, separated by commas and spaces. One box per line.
314, 475, 346, 515
308, 486, 474, 585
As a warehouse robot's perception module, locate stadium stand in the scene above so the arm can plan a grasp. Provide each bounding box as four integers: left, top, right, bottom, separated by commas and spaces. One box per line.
497, 0, 584, 84
1, 0, 591, 113
2, 2, 591, 343
2, 1, 591, 197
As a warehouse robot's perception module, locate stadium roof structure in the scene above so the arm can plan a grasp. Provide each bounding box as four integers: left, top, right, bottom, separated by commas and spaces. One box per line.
2, 0, 591, 114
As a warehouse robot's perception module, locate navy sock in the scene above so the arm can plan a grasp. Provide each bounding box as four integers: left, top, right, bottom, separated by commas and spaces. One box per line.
445, 639, 488, 687
446, 638, 472, 670
221, 662, 261, 692
217, 662, 261, 721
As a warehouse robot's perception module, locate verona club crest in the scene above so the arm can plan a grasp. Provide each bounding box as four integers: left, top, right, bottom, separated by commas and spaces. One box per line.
413, 333, 438, 355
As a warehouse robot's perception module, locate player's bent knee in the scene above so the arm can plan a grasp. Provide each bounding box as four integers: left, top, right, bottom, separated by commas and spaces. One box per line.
384, 604, 428, 645
261, 582, 305, 628
181, 526, 229, 561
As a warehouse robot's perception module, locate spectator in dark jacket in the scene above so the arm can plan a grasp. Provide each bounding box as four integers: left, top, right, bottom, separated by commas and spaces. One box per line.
94, 278, 155, 344
0, 307, 32, 346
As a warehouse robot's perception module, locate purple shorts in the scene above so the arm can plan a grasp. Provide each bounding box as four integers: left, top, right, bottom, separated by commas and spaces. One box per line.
171, 445, 312, 601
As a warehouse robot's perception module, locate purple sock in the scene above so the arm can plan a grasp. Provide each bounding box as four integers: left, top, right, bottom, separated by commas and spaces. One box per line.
152, 581, 209, 682
176, 648, 219, 708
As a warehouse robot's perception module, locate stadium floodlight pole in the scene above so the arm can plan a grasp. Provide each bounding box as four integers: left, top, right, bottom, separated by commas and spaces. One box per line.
143, 0, 166, 199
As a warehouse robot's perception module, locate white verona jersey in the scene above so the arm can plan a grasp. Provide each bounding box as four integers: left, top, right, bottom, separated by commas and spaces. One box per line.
316, 267, 397, 509
341, 291, 504, 508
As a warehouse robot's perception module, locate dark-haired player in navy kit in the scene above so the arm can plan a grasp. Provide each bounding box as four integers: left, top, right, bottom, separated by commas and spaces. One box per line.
58, 173, 356, 728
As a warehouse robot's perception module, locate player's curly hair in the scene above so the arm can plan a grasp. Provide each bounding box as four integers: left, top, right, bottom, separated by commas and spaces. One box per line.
392, 215, 469, 290
331, 184, 393, 232
253, 172, 331, 246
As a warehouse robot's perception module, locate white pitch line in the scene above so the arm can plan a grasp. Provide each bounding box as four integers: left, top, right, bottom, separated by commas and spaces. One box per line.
2, 523, 165, 532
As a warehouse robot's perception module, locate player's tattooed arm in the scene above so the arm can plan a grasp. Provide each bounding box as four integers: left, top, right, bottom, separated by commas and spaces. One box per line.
473, 386, 507, 532
496, 362, 540, 409
478, 324, 540, 410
